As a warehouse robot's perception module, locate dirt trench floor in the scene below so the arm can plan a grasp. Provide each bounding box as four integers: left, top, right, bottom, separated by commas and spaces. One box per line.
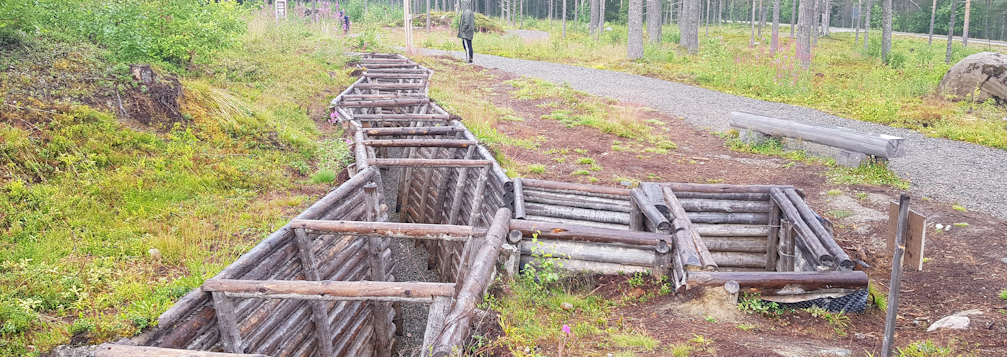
415, 55, 1007, 356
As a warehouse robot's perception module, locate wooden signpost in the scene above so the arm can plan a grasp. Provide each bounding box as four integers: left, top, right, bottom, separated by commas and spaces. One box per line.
886, 201, 927, 271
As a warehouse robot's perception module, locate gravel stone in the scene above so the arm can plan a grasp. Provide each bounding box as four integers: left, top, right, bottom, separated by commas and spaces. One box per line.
422, 48, 1007, 220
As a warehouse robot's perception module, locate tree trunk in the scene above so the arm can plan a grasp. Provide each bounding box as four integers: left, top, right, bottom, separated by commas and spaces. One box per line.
681, 0, 700, 53
790, 0, 797, 37
629, 0, 645, 58
564, 0, 568, 37
862, 0, 872, 51
591, 0, 599, 35
927, 0, 936, 45
855, 0, 862, 45
751, 0, 757, 45
881, 0, 891, 61
706, 0, 712, 35
648, 0, 663, 42
771, 0, 780, 54
946, 0, 957, 63
575, 0, 580, 30
757, 0, 764, 36
600, 0, 606, 37
961, 0, 970, 46
550, 0, 555, 25
796, 0, 813, 68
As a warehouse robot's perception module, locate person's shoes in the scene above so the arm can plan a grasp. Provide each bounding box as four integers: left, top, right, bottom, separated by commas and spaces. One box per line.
467, 59, 473, 63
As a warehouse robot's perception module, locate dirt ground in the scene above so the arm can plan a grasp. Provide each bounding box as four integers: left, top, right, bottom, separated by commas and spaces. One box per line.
423, 55, 1007, 356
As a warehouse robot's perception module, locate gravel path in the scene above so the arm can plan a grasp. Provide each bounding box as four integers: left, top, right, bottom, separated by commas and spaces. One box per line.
422, 48, 1007, 220
505, 29, 550, 41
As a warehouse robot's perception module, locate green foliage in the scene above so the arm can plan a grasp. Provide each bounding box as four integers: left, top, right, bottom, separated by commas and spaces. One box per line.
827, 162, 911, 189
896, 340, 958, 357
870, 283, 888, 311
627, 273, 645, 288
737, 293, 787, 317
827, 209, 854, 219
611, 332, 659, 349
805, 306, 850, 336
999, 289, 1007, 301
575, 157, 596, 165
528, 164, 546, 174
310, 170, 337, 184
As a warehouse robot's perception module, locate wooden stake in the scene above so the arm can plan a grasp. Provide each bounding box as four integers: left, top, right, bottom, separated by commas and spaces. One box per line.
882, 194, 911, 357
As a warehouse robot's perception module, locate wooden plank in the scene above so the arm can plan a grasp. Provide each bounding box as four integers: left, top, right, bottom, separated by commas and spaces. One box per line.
730, 112, 907, 158
95, 344, 268, 357
887, 201, 928, 271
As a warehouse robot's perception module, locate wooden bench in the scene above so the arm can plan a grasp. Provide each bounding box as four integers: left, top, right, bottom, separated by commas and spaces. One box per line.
730, 112, 907, 166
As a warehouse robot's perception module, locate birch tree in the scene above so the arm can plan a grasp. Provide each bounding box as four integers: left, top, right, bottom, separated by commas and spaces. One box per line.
855, 0, 862, 45
648, 0, 663, 42
751, 0, 757, 46
629, 0, 644, 58
590, 0, 600, 36
791, 0, 797, 37
962, 0, 971, 46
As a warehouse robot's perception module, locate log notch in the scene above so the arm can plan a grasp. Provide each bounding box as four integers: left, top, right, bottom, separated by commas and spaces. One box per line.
661, 186, 717, 271
729, 112, 907, 159
769, 188, 833, 269
432, 209, 511, 356
782, 188, 853, 269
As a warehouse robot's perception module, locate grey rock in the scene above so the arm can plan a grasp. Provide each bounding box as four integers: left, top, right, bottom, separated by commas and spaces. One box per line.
927, 315, 970, 332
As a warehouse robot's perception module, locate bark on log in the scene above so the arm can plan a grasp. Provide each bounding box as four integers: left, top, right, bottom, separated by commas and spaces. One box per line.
686, 271, 869, 289
364, 127, 465, 136
524, 202, 632, 225
509, 219, 664, 246
769, 188, 834, 267
766, 202, 782, 271
202, 280, 455, 301
361, 139, 477, 148
352, 114, 449, 120
730, 112, 907, 158
210, 292, 243, 353
290, 220, 481, 242
421, 295, 452, 355
95, 344, 269, 357
518, 239, 657, 266
702, 237, 769, 253
679, 198, 772, 213
783, 188, 853, 269
778, 219, 795, 272
674, 191, 771, 201
694, 224, 770, 237
710, 251, 768, 268
368, 158, 493, 167
292, 229, 335, 357
661, 182, 794, 194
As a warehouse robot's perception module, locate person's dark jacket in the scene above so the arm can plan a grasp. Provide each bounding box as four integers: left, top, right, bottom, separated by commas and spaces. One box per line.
457, 0, 475, 40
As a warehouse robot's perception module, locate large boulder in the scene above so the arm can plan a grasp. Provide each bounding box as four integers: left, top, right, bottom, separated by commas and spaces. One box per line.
937, 52, 1007, 104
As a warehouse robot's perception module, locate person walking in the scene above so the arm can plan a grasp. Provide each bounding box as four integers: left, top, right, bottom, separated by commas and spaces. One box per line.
458, 0, 475, 63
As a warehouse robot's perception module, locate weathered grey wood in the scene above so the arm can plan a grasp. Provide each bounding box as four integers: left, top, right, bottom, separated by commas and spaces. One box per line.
686, 212, 770, 224
365, 183, 394, 357
292, 229, 335, 357
354, 129, 369, 171
510, 219, 664, 246
353, 83, 427, 90
662, 187, 717, 270
630, 188, 671, 232
433, 146, 475, 223
342, 93, 427, 100
210, 292, 243, 354
519, 239, 656, 266
421, 295, 452, 356
730, 112, 907, 158
522, 188, 631, 212
524, 202, 632, 225
290, 220, 481, 242
202, 280, 455, 301
519, 255, 651, 275
466, 166, 491, 226
687, 271, 869, 289
710, 252, 768, 268
521, 178, 631, 197
352, 113, 450, 120
416, 147, 443, 223
369, 158, 493, 167
520, 185, 630, 201
679, 199, 772, 213
522, 215, 629, 231
766, 202, 782, 271
778, 219, 795, 272
640, 183, 669, 214
694, 224, 770, 237
661, 182, 795, 195
783, 188, 853, 269
769, 188, 833, 267
702, 237, 769, 253
341, 98, 430, 107
364, 126, 464, 136
95, 344, 268, 357
361, 139, 477, 148
629, 193, 645, 231
674, 191, 771, 201
513, 178, 526, 219
882, 194, 912, 357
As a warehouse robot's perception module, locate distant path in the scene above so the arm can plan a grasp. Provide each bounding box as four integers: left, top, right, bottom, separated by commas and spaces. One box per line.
505, 29, 549, 40
420, 48, 1007, 220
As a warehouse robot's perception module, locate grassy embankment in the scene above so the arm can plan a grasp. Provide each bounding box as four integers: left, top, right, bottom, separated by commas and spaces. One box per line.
407, 19, 1007, 151
0, 4, 381, 354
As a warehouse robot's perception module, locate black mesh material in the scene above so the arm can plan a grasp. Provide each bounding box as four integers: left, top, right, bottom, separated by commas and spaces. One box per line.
772, 289, 868, 313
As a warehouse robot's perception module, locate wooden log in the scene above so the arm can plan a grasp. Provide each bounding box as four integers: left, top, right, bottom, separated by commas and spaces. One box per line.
362, 73, 431, 79
368, 158, 492, 167
466, 166, 492, 226
513, 178, 526, 219
520, 186, 629, 202
674, 191, 771, 201
354, 129, 370, 170
361, 139, 477, 148
679, 198, 772, 213
640, 182, 669, 214
524, 202, 631, 225
522, 188, 631, 212
509, 219, 664, 246
769, 188, 834, 267
630, 189, 671, 232
95, 344, 268, 357
661, 182, 793, 194
686, 271, 869, 290
364, 127, 464, 136
330, 303, 371, 357
628, 193, 645, 231
519, 239, 657, 266
694, 224, 770, 237
710, 252, 767, 268
421, 295, 452, 355
777, 219, 796, 272
783, 188, 853, 269
202, 280, 455, 302
432, 209, 511, 356
353, 83, 427, 90
433, 146, 474, 223
210, 292, 243, 353
686, 212, 770, 224
292, 230, 335, 357
520, 255, 650, 275
352, 113, 450, 120
766, 202, 782, 271
521, 178, 630, 196
662, 187, 717, 270
729, 112, 907, 158
702, 237, 768, 253
342, 93, 427, 100
291, 220, 481, 242
415, 147, 443, 223
357, 57, 412, 62
454, 123, 511, 189
340, 98, 430, 107
522, 215, 628, 231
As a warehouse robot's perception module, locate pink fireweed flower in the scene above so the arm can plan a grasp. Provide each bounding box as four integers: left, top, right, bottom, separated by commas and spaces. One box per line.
562, 325, 571, 335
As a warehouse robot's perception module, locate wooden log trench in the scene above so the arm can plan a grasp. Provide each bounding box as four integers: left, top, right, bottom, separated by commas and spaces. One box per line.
661, 187, 717, 270
95, 344, 269, 357
290, 220, 483, 242
509, 219, 664, 246
769, 188, 835, 268
368, 158, 493, 168
340, 98, 430, 107
782, 188, 853, 269
202, 280, 455, 303
729, 112, 907, 158
361, 139, 477, 148
364, 127, 464, 136
686, 271, 869, 290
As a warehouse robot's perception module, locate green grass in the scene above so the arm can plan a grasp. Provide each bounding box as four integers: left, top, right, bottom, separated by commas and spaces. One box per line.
953, 204, 968, 211
528, 164, 547, 174
827, 209, 854, 219
576, 157, 597, 165
611, 332, 659, 349
999, 289, 1007, 301
827, 189, 843, 196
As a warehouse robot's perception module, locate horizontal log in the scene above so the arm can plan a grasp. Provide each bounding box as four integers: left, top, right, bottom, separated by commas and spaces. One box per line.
368, 158, 493, 167
674, 191, 772, 201
520, 255, 650, 275
342, 93, 427, 100
358, 58, 412, 63
352, 113, 450, 120
730, 112, 906, 158
361, 139, 477, 148
340, 98, 430, 107
703, 237, 768, 253
364, 127, 465, 136
661, 182, 795, 195
694, 224, 770, 237
362, 73, 430, 79
95, 344, 267, 357
353, 83, 426, 90
687, 212, 770, 224
686, 271, 870, 290
710, 251, 768, 268
523, 215, 629, 231
522, 188, 631, 212
519, 239, 657, 266
521, 178, 631, 196
201, 280, 455, 302
631, 189, 671, 232
290, 219, 481, 242
510, 219, 661, 246
680, 198, 772, 213
524, 202, 631, 225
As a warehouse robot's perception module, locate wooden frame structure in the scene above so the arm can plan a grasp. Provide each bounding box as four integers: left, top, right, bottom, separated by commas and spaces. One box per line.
121, 54, 867, 357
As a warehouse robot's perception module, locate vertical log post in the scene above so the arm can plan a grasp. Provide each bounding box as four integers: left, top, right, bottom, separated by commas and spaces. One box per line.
417, 146, 444, 223
365, 183, 394, 357
396, 123, 420, 213
421, 295, 452, 355
293, 229, 335, 356
513, 178, 526, 220
210, 291, 243, 353
882, 194, 911, 357
629, 192, 645, 231
432, 145, 474, 223
653, 239, 671, 278
466, 166, 492, 226
777, 219, 795, 272
447, 162, 475, 225
766, 201, 781, 271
